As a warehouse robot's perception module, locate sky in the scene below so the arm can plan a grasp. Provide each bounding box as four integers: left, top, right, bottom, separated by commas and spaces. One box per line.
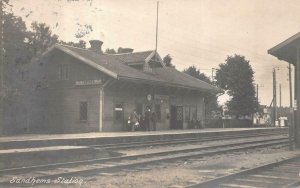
9, 0, 300, 107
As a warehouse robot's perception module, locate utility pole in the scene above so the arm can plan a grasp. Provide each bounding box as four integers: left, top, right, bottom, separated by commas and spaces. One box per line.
279, 84, 282, 118
0, 0, 3, 91
211, 68, 214, 83
256, 84, 259, 101
155, 1, 159, 52
0, 0, 4, 135
288, 64, 294, 150
273, 68, 277, 126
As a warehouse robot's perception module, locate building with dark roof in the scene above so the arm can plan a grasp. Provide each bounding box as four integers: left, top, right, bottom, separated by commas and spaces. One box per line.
268, 32, 300, 146
40, 40, 220, 133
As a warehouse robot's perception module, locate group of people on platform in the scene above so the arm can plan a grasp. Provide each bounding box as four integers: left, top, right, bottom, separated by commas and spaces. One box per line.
128, 108, 157, 131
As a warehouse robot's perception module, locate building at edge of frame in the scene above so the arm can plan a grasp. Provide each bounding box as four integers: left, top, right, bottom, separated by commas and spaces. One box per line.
37, 40, 221, 133
268, 32, 300, 147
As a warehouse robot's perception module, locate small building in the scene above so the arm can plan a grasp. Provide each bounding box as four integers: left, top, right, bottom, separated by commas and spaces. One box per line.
268, 32, 300, 146
39, 40, 220, 133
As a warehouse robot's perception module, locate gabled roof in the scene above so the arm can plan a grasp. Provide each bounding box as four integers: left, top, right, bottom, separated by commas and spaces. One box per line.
106, 50, 153, 63
268, 32, 300, 65
44, 44, 221, 93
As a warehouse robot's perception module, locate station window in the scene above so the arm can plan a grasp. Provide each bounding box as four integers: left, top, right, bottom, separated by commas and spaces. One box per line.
58, 64, 69, 80
185, 107, 190, 122
136, 103, 143, 116
155, 104, 161, 121
185, 106, 197, 121
190, 106, 197, 121
80, 101, 88, 121
114, 104, 123, 121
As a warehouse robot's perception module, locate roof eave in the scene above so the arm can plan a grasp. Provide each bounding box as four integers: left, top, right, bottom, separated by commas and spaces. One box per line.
118, 76, 221, 94
268, 32, 300, 64
43, 44, 119, 79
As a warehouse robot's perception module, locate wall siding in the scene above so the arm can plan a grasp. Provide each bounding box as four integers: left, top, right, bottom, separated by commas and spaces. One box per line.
44, 50, 106, 133
103, 85, 205, 131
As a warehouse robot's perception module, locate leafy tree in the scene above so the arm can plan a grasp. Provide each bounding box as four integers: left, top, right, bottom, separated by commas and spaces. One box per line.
1, 2, 30, 134
60, 40, 86, 48
27, 22, 59, 57
117, 47, 134, 54
105, 48, 117, 54
215, 54, 258, 117
183, 66, 219, 116
183, 66, 210, 83
163, 54, 175, 68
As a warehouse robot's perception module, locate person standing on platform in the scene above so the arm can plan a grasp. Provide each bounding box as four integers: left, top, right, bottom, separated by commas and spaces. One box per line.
145, 108, 151, 131
151, 111, 157, 131
131, 110, 139, 131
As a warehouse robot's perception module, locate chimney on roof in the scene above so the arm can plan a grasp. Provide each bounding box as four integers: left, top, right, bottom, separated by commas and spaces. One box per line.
118, 47, 134, 54
89, 40, 103, 54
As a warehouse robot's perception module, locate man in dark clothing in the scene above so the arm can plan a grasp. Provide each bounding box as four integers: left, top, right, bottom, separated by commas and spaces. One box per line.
145, 108, 151, 131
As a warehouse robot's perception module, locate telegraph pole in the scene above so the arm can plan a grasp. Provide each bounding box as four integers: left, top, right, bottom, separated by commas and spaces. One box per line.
273, 68, 277, 126
211, 68, 214, 83
279, 84, 282, 117
0, 0, 3, 91
155, 1, 159, 52
288, 64, 294, 150
256, 84, 259, 101
0, 0, 4, 135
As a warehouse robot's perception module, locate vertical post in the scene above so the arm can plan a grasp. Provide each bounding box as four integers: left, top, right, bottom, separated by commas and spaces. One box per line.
155, 1, 159, 52
296, 46, 300, 147
273, 68, 277, 126
0, 0, 3, 135
279, 84, 282, 118
0, 0, 3, 91
288, 63, 294, 150
295, 57, 298, 145
256, 84, 259, 101
99, 87, 103, 132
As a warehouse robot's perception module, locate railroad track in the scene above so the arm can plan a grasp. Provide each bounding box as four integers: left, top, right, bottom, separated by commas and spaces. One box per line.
187, 155, 300, 188
0, 135, 289, 186
91, 130, 288, 150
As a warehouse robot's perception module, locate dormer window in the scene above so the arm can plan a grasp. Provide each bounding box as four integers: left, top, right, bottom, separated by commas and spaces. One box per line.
143, 62, 152, 73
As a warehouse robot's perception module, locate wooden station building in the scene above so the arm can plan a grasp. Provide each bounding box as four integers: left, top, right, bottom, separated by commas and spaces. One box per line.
40, 40, 220, 133
268, 32, 300, 147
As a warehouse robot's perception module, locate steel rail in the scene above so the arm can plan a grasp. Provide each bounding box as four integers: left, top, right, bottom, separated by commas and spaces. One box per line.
92, 131, 287, 150
186, 154, 300, 188
0, 138, 289, 186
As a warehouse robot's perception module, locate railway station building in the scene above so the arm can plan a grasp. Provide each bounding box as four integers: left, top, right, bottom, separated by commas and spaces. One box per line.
39, 40, 220, 133
268, 32, 300, 147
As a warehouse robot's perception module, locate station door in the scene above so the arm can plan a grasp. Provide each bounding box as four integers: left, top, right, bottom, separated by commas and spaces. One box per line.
170, 105, 183, 129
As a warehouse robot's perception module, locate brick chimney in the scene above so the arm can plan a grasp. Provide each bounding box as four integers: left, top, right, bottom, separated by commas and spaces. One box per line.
89, 40, 103, 53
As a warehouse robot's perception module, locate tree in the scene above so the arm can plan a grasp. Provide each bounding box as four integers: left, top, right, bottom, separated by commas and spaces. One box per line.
60, 40, 86, 49
105, 48, 116, 54
27, 22, 59, 57
183, 66, 219, 116
163, 54, 175, 68
215, 54, 258, 117
1, 2, 30, 134
183, 66, 211, 83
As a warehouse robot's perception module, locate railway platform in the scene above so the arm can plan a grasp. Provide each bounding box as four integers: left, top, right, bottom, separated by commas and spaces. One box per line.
0, 127, 287, 150
0, 127, 290, 182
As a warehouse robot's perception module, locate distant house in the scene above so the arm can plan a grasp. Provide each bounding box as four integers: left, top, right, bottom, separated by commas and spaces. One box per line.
35, 40, 220, 133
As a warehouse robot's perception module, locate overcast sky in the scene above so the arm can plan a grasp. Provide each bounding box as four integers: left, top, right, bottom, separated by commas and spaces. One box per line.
10, 0, 300, 107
